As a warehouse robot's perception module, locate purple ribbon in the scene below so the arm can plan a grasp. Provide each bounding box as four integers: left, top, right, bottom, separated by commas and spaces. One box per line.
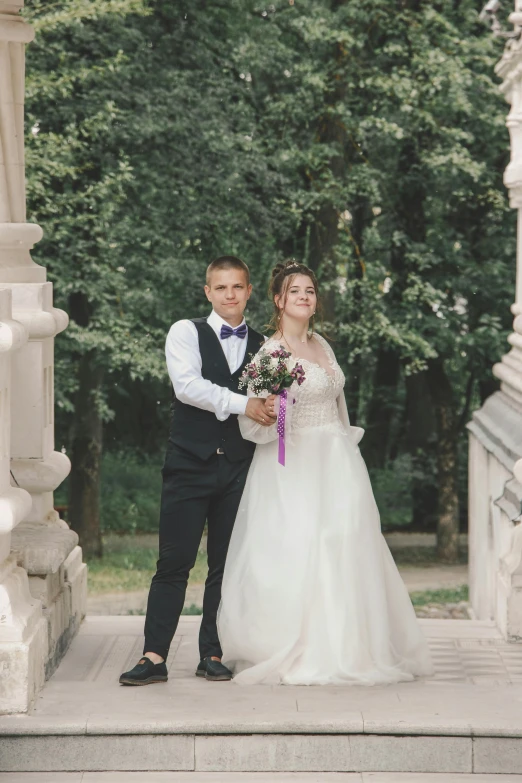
277, 389, 288, 467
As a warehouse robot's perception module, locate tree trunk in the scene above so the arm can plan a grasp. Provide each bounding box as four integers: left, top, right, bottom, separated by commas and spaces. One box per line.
405, 371, 438, 531
427, 358, 460, 562
68, 351, 104, 558
67, 291, 103, 559
363, 347, 401, 469
389, 137, 432, 529
306, 34, 352, 322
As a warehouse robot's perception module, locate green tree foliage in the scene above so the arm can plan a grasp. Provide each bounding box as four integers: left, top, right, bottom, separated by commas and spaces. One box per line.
24, 0, 515, 558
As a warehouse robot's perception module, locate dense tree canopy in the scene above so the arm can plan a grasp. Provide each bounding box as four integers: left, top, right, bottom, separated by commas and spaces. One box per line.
23, 0, 515, 558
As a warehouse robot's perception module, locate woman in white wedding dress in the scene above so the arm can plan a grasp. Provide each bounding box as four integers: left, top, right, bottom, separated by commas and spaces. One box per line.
217, 260, 433, 686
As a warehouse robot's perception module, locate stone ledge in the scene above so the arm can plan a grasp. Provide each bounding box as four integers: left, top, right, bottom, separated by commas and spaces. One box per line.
85, 716, 368, 737
3, 775, 522, 783
196, 734, 471, 774
0, 773, 365, 783
0, 616, 47, 715
11, 521, 78, 575
28, 568, 63, 605
63, 547, 83, 583
5, 775, 522, 783
0, 734, 475, 774
468, 390, 522, 471
474, 736, 522, 774
0, 735, 194, 773
1, 714, 522, 738
2, 775, 522, 783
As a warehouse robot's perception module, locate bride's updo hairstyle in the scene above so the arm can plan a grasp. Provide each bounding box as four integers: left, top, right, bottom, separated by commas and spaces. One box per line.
268, 259, 321, 337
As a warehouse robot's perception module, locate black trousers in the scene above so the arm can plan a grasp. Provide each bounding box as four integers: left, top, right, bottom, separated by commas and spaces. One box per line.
143, 444, 251, 661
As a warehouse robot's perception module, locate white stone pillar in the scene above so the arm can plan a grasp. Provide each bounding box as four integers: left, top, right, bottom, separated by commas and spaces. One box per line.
468, 6, 522, 640
0, 2, 86, 712
515, 209, 522, 308
0, 285, 42, 712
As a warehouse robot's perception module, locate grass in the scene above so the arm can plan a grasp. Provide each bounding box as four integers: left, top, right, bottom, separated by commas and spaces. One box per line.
409, 585, 469, 606
391, 547, 468, 566
87, 535, 207, 595
87, 536, 470, 611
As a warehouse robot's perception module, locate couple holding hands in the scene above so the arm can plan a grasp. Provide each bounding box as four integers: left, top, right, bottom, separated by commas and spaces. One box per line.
120, 256, 432, 687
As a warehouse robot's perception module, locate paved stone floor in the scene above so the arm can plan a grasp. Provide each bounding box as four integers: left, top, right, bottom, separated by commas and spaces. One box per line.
3, 616, 522, 776
1, 615, 521, 728
32, 615, 522, 693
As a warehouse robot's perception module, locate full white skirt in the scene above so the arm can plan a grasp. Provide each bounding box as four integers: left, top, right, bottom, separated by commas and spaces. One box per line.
218, 425, 434, 685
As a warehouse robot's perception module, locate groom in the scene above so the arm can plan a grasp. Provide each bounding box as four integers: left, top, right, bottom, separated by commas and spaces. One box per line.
120, 256, 274, 685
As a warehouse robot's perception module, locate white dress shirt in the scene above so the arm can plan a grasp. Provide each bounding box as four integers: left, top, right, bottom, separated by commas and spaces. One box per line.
165, 310, 251, 421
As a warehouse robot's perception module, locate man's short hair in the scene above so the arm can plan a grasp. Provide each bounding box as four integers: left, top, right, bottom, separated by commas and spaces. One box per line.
206, 255, 250, 285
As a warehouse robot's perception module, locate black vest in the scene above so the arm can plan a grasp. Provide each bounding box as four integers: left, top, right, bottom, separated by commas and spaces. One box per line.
167, 317, 264, 462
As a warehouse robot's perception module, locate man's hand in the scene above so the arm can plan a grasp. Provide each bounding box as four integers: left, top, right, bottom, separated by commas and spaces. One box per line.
245, 398, 277, 427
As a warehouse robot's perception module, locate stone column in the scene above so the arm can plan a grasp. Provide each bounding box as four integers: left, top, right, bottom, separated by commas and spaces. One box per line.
468, 4, 522, 640
0, 2, 86, 713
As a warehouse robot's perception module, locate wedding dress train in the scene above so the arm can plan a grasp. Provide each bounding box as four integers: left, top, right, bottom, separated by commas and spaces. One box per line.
217, 335, 433, 685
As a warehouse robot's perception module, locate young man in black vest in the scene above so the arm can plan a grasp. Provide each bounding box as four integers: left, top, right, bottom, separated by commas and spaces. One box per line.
120, 256, 273, 685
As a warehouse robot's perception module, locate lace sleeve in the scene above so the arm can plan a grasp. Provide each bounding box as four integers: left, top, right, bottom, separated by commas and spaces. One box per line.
313, 333, 365, 447
337, 391, 365, 446
238, 388, 279, 445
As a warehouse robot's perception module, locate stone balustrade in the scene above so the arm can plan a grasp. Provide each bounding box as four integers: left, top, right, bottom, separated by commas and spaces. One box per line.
0, 1, 86, 713
468, 2, 522, 641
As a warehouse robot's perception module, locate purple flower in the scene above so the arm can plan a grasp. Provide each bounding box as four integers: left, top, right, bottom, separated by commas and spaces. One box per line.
270, 348, 291, 360
240, 346, 305, 397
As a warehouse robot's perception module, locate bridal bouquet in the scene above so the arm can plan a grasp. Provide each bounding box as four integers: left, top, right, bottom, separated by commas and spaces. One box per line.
239, 347, 306, 466
239, 347, 305, 396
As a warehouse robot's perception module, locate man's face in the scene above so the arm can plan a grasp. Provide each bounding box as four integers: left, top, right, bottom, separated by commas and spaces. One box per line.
205, 268, 252, 325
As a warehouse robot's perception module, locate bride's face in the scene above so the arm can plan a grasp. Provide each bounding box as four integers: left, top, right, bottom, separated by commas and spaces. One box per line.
277, 274, 317, 323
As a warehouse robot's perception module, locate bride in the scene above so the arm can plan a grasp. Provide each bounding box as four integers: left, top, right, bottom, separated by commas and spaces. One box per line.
217, 260, 433, 686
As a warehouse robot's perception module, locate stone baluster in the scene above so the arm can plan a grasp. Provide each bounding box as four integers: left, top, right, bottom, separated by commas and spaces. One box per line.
0, 1, 86, 713
468, 3, 522, 640
0, 285, 39, 712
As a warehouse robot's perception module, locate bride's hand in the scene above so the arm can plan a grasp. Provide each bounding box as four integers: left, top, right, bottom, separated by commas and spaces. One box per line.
264, 394, 277, 419
245, 398, 277, 427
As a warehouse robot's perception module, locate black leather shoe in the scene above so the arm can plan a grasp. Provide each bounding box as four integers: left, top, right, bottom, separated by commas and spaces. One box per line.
195, 657, 233, 681
119, 657, 168, 686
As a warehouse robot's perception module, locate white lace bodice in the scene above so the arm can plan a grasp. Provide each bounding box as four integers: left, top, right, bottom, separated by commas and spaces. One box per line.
265, 335, 346, 434
238, 333, 364, 446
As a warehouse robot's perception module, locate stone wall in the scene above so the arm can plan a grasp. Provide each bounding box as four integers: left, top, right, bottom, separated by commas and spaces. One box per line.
0, 2, 86, 713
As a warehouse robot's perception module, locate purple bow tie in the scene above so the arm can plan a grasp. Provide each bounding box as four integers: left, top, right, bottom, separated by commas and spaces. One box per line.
220, 323, 247, 340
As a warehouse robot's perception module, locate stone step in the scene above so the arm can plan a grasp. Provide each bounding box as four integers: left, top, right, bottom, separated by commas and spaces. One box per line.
2, 730, 522, 775
3, 775, 522, 782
